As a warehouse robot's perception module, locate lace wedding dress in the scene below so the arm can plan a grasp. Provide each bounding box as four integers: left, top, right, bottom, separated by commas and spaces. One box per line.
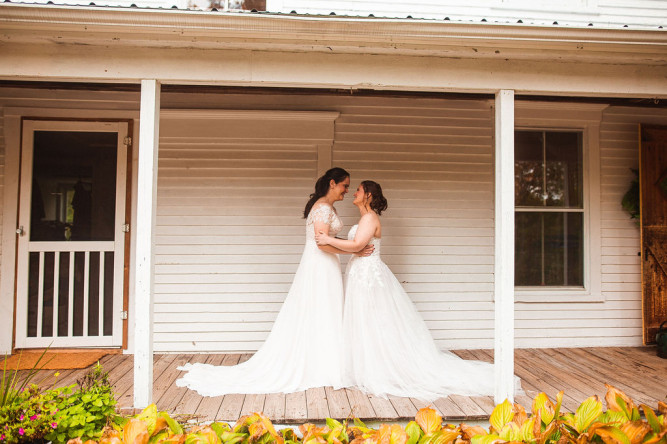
341, 225, 522, 401
176, 204, 346, 396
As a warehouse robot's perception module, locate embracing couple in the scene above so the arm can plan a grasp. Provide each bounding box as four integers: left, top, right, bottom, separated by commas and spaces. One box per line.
176, 167, 521, 401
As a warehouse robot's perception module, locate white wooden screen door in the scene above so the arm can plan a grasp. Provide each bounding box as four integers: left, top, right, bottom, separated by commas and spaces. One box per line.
15, 121, 128, 348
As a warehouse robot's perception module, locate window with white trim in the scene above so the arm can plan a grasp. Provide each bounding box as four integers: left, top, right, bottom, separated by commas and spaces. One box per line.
514, 130, 584, 287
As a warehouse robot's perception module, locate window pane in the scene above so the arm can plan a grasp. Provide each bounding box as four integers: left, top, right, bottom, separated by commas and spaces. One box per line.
31, 131, 118, 242
515, 131, 545, 206
545, 132, 583, 208
515, 212, 583, 286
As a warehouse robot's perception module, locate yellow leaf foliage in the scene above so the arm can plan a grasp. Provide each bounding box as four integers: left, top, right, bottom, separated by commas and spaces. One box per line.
416, 408, 443, 434
605, 385, 637, 415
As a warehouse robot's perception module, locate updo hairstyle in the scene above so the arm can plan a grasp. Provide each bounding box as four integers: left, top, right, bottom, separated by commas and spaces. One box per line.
303, 167, 350, 218
360, 180, 388, 216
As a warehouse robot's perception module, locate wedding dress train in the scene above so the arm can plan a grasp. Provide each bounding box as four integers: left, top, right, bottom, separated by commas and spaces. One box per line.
340, 225, 522, 401
175, 204, 346, 396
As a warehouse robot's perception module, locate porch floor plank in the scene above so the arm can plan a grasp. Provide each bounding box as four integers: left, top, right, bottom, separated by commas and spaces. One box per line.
154, 354, 194, 406
524, 349, 595, 400
388, 395, 418, 418
410, 397, 443, 417
284, 390, 308, 422
174, 354, 226, 417
433, 397, 466, 420
448, 395, 487, 419
557, 348, 658, 406
240, 394, 266, 417
263, 392, 286, 420
506, 350, 581, 412
345, 388, 376, 419
23, 346, 666, 424
203, 354, 241, 422
306, 387, 330, 421
584, 347, 665, 396
368, 394, 398, 421
325, 386, 352, 419
161, 353, 211, 415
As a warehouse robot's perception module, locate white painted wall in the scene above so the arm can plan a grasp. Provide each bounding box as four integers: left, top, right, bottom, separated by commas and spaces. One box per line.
1, 87, 666, 353
267, 0, 667, 29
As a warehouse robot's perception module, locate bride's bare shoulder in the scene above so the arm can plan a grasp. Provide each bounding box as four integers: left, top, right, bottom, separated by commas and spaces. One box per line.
360, 212, 380, 225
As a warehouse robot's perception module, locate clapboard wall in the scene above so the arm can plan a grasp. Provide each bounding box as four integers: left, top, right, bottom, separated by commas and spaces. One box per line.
1, 86, 666, 353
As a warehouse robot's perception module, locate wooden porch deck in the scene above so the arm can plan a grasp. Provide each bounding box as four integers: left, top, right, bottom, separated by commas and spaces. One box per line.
31, 347, 666, 424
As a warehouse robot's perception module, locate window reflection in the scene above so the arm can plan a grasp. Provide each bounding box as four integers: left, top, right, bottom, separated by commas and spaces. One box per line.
30, 131, 117, 242
515, 130, 584, 287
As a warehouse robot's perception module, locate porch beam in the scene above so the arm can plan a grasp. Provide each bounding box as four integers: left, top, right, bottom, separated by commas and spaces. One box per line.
133, 79, 161, 408
494, 89, 515, 404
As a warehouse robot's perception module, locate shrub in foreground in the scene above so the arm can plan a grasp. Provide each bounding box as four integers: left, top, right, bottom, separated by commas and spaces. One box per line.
0, 362, 119, 443
64, 384, 667, 444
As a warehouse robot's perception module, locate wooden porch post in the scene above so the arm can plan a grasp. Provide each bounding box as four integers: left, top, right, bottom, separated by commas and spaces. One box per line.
133, 79, 161, 408
494, 89, 515, 404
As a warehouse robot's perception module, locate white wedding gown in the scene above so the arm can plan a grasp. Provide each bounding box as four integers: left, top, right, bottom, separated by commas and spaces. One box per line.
341, 225, 522, 401
175, 204, 346, 396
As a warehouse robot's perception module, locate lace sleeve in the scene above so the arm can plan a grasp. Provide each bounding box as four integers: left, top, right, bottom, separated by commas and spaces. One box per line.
308, 204, 335, 226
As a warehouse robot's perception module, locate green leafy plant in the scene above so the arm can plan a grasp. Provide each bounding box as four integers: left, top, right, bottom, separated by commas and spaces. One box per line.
0, 381, 69, 443
622, 168, 640, 224
45, 363, 119, 444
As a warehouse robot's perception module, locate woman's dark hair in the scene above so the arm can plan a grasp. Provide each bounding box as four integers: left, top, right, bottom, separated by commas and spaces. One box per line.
303, 167, 350, 218
360, 180, 388, 216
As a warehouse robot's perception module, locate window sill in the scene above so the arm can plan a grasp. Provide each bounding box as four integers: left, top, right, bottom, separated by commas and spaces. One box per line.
514, 287, 605, 303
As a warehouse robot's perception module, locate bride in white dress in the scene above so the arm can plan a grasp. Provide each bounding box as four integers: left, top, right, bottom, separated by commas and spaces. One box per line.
176, 168, 371, 396
316, 180, 522, 401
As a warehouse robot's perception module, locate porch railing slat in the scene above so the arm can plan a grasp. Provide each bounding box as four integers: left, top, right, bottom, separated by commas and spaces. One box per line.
37, 251, 45, 338
99, 252, 105, 336
83, 251, 90, 337
53, 251, 60, 338
68, 252, 75, 337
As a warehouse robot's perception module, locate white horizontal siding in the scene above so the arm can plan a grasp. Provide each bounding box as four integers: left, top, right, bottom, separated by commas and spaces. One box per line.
268, 0, 666, 28
2, 87, 666, 352
331, 98, 496, 351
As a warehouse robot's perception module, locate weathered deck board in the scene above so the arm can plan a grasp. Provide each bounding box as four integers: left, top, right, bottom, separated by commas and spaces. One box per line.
263, 392, 286, 420
345, 388, 376, 419
368, 394, 398, 420
160, 353, 210, 414
325, 387, 351, 419
306, 387, 330, 421
389, 395, 418, 418
22, 347, 666, 424
284, 391, 308, 422
173, 354, 224, 417
204, 354, 242, 422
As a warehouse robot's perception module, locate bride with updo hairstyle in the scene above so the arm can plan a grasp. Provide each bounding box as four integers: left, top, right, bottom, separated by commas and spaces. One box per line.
177, 167, 373, 396
316, 180, 523, 400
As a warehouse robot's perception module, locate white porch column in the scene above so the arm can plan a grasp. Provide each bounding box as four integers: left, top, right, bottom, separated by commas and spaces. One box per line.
494, 89, 515, 404
133, 79, 161, 408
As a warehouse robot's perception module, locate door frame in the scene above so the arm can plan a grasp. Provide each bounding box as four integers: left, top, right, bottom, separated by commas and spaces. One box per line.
0, 110, 135, 353
15, 120, 128, 348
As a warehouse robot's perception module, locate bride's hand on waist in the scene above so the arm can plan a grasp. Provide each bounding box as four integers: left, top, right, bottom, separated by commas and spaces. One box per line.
355, 244, 374, 257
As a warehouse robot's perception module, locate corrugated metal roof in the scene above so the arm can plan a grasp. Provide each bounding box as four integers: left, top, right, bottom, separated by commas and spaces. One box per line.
2, 0, 664, 30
